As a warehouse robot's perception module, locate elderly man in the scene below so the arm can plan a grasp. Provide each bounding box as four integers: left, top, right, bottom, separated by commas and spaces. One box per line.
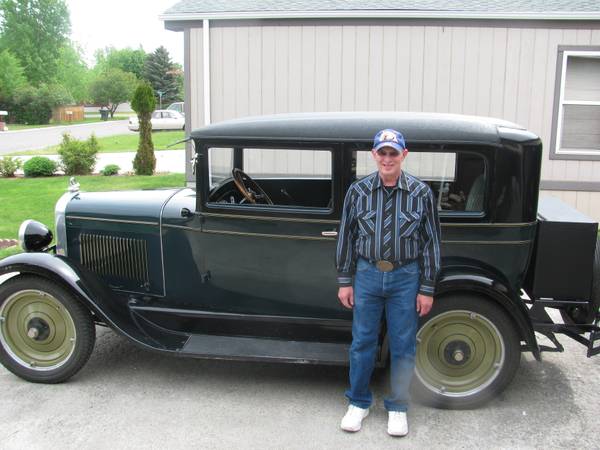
336, 129, 441, 436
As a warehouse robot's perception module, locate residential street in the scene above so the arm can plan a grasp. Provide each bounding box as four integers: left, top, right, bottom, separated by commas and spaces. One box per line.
0, 120, 131, 154
0, 322, 598, 449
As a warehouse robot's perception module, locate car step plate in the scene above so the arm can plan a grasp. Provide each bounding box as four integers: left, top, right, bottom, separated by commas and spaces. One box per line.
181, 334, 350, 365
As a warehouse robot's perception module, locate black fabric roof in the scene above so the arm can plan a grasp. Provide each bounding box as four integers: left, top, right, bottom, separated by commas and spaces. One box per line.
190, 112, 539, 145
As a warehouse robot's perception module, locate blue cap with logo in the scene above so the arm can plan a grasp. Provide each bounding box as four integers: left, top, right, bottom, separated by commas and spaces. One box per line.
373, 129, 406, 153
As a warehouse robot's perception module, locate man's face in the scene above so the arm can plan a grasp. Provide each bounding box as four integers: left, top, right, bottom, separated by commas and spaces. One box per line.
371, 146, 408, 179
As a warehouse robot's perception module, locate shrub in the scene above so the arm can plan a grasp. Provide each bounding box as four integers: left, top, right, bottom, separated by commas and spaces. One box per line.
100, 164, 120, 176
131, 82, 156, 175
9, 83, 73, 125
23, 157, 57, 177
58, 132, 99, 175
0, 156, 22, 177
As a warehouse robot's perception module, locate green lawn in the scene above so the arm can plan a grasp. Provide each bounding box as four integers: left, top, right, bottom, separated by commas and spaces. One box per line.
7, 116, 129, 131
0, 173, 185, 242
7, 131, 186, 156
0, 245, 21, 260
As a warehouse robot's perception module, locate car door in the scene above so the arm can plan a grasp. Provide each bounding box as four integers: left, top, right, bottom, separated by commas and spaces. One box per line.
195, 143, 348, 321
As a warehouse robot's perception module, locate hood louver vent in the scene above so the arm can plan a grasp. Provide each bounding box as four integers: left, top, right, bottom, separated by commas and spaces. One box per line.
80, 234, 149, 284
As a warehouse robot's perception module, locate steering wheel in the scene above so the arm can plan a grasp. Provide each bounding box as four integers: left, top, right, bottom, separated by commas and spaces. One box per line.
232, 168, 273, 205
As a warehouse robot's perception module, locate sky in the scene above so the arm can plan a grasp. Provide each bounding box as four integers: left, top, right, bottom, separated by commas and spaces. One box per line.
65, 0, 184, 67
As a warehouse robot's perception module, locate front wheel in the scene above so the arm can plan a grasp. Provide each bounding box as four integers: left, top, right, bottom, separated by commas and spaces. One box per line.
0, 276, 96, 383
413, 294, 521, 409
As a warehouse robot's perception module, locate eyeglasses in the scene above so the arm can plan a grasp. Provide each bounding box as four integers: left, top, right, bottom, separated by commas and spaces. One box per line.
375, 149, 402, 157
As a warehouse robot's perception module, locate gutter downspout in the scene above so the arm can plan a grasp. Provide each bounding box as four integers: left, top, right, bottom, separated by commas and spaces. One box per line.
203, 19, 211, 125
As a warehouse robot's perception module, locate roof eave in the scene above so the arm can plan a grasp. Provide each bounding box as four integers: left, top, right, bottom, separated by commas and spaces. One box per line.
160, 10, 600, 22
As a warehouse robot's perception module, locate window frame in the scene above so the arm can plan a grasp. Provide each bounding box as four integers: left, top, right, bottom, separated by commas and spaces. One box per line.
200, 141, 339, 219
550, 46, 600, 161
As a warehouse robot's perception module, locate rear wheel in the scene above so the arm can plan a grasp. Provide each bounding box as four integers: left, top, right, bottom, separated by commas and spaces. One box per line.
413, 294, 521, 409
0, 276, 95, 383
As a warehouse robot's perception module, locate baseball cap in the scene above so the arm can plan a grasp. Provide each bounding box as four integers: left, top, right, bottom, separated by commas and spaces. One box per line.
373, 129, 406, 153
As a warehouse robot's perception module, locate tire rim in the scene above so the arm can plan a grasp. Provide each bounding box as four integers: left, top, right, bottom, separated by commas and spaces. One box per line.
0, 290, 76, 371
415, 310, 505, 398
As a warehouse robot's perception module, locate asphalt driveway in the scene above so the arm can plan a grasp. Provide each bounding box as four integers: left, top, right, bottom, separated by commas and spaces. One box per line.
0, 325, 598, 449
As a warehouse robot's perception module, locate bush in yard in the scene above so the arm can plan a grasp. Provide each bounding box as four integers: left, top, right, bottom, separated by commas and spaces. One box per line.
131, 81, 156, 175
58, 133, 99, 175
23, 157, 57, 177
100, 164, 120, 176
0, 157, 22, 177
9, 84, 73, 125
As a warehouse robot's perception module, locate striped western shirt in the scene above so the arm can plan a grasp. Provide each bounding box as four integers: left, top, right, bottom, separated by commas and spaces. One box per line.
336, 170, 442, 296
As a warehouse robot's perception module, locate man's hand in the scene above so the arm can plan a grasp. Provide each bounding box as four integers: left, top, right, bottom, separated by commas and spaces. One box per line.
416, 294, 433, 317
338, 286, 354, 309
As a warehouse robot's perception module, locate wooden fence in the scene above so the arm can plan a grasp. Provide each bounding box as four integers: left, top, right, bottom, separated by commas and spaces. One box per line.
52, 105, 85, 122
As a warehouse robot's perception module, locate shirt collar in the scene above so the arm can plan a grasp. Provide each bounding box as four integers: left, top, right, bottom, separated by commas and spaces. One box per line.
371, 171, 410, 192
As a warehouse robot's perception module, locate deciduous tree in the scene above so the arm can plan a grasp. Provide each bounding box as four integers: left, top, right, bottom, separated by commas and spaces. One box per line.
89, 68, 137, 117
0, 49, 27, 107
94, 46, 147, 80
0, 0, 71, 85
55, 43, 91, 104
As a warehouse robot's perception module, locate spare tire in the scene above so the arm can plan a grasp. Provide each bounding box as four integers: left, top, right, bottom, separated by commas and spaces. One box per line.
560, 235, 600, 326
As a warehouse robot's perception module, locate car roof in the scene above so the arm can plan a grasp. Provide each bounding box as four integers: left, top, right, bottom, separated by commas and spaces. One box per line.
190, 112, 539, 145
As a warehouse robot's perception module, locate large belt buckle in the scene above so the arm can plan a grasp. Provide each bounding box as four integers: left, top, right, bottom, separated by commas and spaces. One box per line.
375, 260, 394, 272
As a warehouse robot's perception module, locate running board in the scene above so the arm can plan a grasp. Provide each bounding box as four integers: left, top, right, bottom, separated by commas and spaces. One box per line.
180, 334, 350, 365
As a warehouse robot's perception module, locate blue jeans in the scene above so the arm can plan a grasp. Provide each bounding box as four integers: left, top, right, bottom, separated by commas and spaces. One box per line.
345, 258, 420, 412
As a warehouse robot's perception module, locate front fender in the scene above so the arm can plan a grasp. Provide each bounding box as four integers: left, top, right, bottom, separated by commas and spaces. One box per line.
0, 252, 166, 351
436, 265, 540, 360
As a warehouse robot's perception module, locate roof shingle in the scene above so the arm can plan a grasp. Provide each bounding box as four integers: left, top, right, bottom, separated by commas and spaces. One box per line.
164, 0, 600, 16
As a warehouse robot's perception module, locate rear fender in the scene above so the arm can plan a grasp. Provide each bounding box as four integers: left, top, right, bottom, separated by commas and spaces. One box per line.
435, 266, 539, 360
0, 253, 167, 351
378, 265, 540, 364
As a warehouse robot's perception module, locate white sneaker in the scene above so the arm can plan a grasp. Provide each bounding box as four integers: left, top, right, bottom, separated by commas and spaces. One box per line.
387, 411, 408, 436
340, 405, 369, 432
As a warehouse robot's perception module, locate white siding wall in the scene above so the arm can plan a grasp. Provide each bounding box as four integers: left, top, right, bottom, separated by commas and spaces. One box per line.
188, 21, 600, 220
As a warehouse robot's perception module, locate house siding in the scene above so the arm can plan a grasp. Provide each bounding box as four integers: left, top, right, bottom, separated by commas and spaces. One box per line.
186, 19, 600, 221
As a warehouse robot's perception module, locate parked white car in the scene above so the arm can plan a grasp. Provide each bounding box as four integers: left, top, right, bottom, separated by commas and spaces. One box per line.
167, 102, 184, 115
128, 110, 185, 131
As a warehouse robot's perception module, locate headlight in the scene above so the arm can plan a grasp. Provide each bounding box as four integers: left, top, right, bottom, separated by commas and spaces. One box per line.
18, 220, 53, 252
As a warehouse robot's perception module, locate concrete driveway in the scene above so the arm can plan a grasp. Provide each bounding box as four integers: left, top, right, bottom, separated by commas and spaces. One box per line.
0, 325, 598, 449
0, 120, 131, 155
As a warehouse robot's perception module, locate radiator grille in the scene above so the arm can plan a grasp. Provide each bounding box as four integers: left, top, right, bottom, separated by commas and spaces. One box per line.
80, 234, 149, 284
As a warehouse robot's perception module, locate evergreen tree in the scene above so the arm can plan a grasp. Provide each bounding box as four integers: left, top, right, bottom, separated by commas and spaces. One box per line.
143, 46, 181, 107
131, 82, 156, 175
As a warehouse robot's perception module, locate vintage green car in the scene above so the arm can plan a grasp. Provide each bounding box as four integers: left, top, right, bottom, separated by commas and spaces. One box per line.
1, 112, 598, 409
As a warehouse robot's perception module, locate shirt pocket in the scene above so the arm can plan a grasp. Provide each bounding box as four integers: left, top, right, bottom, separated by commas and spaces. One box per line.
397, 210, 422, 238
357, 210, 377, 236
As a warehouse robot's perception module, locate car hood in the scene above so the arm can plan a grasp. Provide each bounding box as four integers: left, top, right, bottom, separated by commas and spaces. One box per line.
64, 189, 182, 224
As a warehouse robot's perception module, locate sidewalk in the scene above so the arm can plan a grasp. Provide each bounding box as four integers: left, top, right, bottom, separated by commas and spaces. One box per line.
13, 150, 186, 175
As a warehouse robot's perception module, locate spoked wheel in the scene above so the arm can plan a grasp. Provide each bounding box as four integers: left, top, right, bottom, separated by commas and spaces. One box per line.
0, 276, 95, 383
413, 294, 521, 409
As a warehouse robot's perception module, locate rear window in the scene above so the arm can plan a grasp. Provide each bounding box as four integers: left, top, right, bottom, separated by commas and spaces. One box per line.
353, 149, 486, 213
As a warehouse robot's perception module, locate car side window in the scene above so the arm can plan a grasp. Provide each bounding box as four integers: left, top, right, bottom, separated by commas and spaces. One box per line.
206, 147, 332, 210
152, 111, 161, 119
353, 149, 486, 213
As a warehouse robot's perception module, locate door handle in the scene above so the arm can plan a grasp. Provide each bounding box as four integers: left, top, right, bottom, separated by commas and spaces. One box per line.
321, 231, 338, 237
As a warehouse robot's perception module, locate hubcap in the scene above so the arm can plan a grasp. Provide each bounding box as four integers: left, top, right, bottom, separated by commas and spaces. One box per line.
416, 310, 505, 397
0, 290, 76, 370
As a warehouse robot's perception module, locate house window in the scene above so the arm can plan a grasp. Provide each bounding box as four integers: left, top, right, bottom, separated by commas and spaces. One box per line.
553, 49, 600, 160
